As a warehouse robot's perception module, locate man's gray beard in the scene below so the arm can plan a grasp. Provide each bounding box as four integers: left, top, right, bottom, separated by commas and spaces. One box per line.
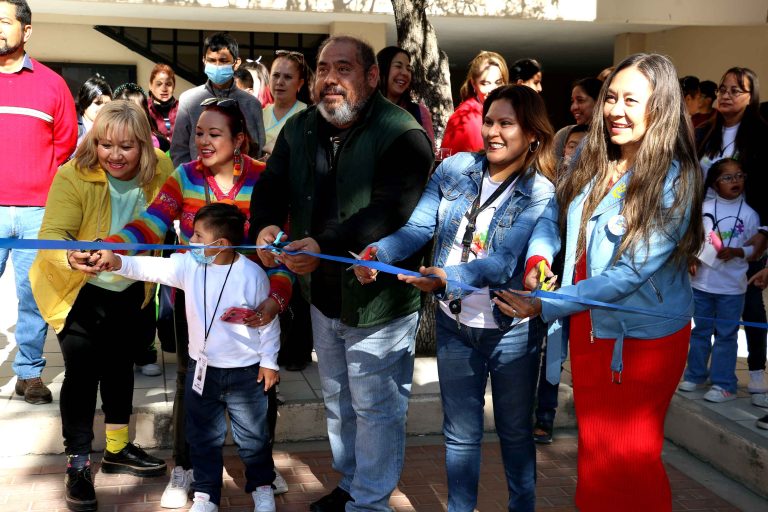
317, 95, 370, 127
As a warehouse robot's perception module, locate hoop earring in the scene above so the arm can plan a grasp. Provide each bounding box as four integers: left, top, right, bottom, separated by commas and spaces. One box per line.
233, 147, 242, 176
528, 140, 540, 153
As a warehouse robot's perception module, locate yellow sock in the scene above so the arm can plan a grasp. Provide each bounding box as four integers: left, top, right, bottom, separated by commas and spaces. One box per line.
105, 426, 129, 454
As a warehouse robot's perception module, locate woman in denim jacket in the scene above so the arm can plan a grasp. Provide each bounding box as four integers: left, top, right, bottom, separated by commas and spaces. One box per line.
356, 85, 558, 512
498, 54, 703, 512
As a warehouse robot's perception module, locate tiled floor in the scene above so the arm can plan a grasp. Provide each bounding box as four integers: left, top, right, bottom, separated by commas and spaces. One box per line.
0, 435, 747, 512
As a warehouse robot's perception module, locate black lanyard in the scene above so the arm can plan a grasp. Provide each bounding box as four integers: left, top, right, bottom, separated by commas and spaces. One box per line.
713, 197, 743, 249
460, 170, 518, 262
203, 259, 235, 346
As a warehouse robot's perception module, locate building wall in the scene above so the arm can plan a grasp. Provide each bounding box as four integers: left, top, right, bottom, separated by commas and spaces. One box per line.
614, 26, 768, 84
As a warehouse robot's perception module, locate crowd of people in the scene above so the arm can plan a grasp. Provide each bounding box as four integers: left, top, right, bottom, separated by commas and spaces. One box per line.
1, 1, 768, 511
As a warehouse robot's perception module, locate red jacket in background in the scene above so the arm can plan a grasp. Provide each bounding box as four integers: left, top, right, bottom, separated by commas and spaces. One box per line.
440, 96, 484, 154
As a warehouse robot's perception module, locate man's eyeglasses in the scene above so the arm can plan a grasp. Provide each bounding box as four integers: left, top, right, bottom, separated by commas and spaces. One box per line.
717, 87, 750, 98
200, 97, 238, 108
717, 173, 746, 183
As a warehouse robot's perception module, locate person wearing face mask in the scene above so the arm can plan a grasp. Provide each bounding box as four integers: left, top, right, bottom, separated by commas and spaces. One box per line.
376, 46, 435, 148
75, 75, 112, 148
29, 101, 173, 512
170, 32, 266, 167
147, 63, 179, 140
98, 99, 293, 508
262, 50, 310, 156
441, 51, 509, 155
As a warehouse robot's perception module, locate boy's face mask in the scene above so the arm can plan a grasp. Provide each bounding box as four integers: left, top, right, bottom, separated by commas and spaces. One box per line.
189, 239, 223, 265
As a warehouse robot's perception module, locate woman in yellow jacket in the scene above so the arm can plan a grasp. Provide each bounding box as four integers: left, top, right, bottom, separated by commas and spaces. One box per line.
30, 101, 172, 512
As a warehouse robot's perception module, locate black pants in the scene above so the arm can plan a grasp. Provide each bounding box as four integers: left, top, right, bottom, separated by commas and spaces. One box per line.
277, 280, 313, 366
133, 294, 158, 366
745, 259, 768, 371
172, 290, 278, 469
58, 282, 145, 455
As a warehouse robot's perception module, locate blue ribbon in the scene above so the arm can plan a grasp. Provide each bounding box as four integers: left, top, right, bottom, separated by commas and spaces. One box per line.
6, 237, 768, 329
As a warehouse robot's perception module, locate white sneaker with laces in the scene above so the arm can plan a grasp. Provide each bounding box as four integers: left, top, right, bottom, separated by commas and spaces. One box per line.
190, 492, 218, 512
678, 380, 704, 392
253, 485, 276, 512
703, 385, 737, 403
752, 393, 768, 409
748, 370, 768, 393
160, 466, 194, 508
137, 363, 163, 377
273, 468, 288, 495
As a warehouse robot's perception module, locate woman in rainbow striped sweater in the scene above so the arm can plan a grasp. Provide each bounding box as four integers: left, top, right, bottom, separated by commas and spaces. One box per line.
104, 98, 293, 508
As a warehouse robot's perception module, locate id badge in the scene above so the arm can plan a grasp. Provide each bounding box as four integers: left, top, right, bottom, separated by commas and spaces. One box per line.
192, 353, 208, 396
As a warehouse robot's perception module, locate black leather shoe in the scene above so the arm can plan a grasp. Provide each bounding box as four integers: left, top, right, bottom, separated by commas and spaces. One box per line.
65, 467, 97, 511
310, 487, 353, 512
100, 443, 167, 477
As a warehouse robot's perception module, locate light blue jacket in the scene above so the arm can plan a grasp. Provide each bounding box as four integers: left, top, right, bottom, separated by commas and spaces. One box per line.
375, 152, 559, 330
540, 161, 694, 382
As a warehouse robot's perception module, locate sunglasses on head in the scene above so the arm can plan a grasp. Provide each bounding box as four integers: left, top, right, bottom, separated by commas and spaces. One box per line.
275, 49, 305, 62
200, 97, 239, 108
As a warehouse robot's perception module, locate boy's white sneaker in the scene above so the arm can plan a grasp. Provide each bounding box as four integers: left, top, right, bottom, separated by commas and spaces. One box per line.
748, 370, 768, 393
160, 466, 193, 508
703, 385, 737, 403
273, 468, 288, 495
678, 380, 704, 392
253, 485, 276, 512
190, 492, 218, 512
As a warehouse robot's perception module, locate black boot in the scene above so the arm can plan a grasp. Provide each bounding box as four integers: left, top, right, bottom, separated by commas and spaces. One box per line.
65, 466, 97, 512
101, 442, 167, 477
310, 487, 353, 512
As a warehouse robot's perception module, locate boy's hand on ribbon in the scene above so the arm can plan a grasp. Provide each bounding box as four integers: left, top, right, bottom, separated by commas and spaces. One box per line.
256, 225, 284, 268
493, 290, 542, 319
257, 367, 279, 392
95, 250, 122, 272
281, 238, 321, 275
398, 266, 447, 293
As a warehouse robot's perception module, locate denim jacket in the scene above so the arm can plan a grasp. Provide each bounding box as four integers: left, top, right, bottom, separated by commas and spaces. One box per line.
540, 160, 694, 382
375, 152, 559, 330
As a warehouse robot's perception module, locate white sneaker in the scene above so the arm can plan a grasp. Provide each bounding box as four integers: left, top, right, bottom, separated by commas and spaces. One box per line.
253, 485, 276, 512
703, 385, 737, 403
190, 492, 218, 512
273, 468, 288, 495
752, 393, 768, 409
748, 370, 768, 393
160, 466, 194, 508
678, 380, 704, 392
137, 363, 163, 377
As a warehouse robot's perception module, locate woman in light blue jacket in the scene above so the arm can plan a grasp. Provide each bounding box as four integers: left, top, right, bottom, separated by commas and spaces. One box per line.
356, 85, 559, 512
498, 54, 703, 512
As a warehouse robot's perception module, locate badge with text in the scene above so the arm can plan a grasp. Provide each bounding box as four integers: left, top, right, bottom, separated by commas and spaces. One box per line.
607, 214, 628, 236
192, 353, 209, 396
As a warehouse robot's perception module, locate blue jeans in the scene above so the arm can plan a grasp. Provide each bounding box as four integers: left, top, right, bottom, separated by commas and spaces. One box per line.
685, 288, 745, 393
310, 306, 417, 512
0, 206, 48, 379
436, 310, 543, 512
185, 360, 273, 505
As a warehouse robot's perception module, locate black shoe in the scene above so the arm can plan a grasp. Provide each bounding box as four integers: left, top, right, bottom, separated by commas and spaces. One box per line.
100, 443, 167, 477
285, 361, 308, 372
533, 422, 553, 444
65, 467, 97, 511
310, 487, 353, 512
758, 414, 768, 430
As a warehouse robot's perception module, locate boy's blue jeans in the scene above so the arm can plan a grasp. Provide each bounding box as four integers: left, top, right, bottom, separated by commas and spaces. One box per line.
685, 288, 745, 393
185, 360, 274, 505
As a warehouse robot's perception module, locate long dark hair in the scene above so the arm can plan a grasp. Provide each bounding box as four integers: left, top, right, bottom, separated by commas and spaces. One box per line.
77, 75, 112, 116
376, 46, 423, 123
559, 53, 703, 264
697, 67, 764, 161
482, 85, 556, 181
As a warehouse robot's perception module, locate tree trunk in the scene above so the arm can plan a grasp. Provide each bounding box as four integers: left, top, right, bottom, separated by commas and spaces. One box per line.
391, 0, 453, 146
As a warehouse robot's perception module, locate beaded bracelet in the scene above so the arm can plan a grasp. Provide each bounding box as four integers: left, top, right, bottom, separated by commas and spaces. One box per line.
269, 292, 288, 314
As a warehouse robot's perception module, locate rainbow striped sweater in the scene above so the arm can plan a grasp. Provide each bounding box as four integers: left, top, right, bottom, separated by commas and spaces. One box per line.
105, 156, 293, 302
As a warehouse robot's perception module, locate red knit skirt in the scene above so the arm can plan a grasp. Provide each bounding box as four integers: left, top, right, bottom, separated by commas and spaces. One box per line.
570, 259, 690, 511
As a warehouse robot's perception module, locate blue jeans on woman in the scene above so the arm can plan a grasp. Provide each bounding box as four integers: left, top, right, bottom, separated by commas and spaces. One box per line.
685, 288, 745, 393
185, 360, 274, 505
436, 310, 543, 512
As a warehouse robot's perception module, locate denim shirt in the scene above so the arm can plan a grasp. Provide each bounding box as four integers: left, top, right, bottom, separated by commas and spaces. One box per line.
539, 160, 695, 382
375, 152, 559, 330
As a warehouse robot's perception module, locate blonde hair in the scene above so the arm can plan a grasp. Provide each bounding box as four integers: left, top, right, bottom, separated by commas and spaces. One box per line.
459, 51, 509, 102
558, 53, 703, 265
74, 100, 158, 186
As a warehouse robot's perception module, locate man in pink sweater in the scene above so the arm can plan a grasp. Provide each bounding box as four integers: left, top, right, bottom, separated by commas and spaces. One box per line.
0, 0, 77, 404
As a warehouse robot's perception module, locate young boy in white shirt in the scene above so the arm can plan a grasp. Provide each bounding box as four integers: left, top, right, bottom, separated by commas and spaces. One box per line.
99, 203, 280, 512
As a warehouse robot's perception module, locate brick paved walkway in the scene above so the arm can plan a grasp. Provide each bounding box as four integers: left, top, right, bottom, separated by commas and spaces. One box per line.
0, 436, 742, 512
